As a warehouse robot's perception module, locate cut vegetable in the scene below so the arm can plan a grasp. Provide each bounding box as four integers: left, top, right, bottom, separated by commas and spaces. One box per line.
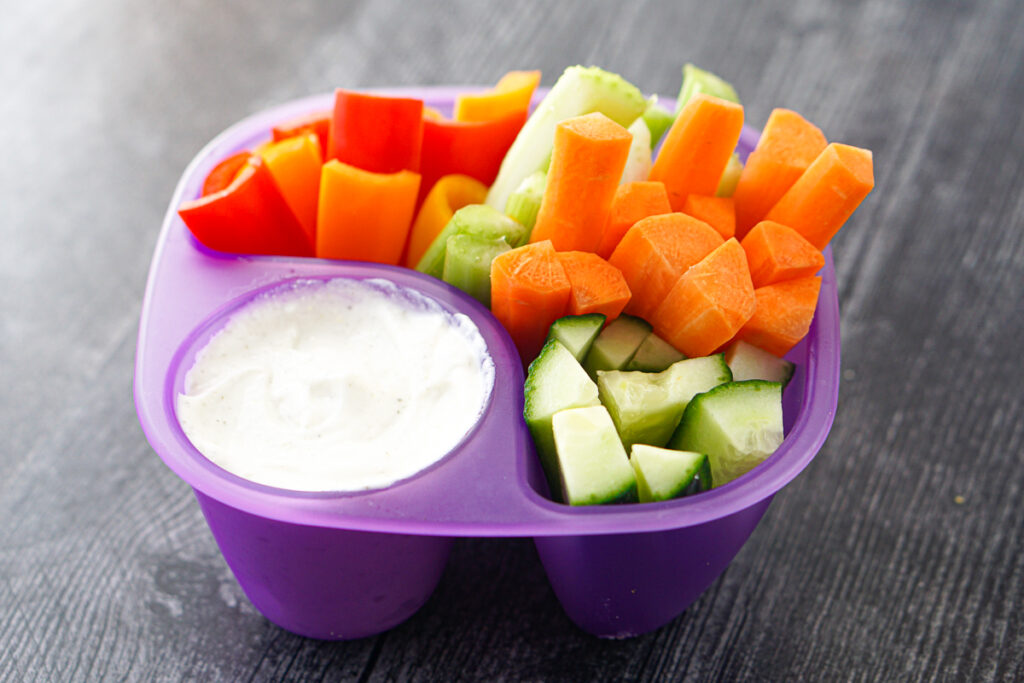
740, 220, 825, 288
723, 340, 795, 386
669, 380, 784, 487
641, 97, 675, 149
676, 63, 741, 111
738, 276, 822, 357
529, 112, 633, 252
328, 90, 424, 173
271, 109, 332, 153
630, 445, 712, 502
681, 195, 736, 240
442, 233, 512, 306
416, 204, 528, 278
201, 151, 251, 196
546, 314, 606, 362
582, 314, 652, 379
504, 170, 547, 234
597, 180, 672, 260
552, 405, 637, 506
258, 133, 323, 247
524, 339, 602, 499
624, 332, 686, 372
716, 153, 743, 198
485, 65, 647, 212
454, 70, 541, 122
556, 251, 632, 321
404, 174, 488, 268
620, 117, 652, 184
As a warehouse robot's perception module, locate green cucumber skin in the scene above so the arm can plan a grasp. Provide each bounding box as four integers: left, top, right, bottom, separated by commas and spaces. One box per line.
582, 314, 652, 379
547, 314, 606, 362
630, 446, 711, 503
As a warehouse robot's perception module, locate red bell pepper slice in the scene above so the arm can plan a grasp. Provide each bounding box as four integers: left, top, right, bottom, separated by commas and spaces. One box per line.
178, 155, 313, 257
272, 110, 332, 153
418, 109, 527, 204
327, 90, 424, 173
201, 151, 252, 196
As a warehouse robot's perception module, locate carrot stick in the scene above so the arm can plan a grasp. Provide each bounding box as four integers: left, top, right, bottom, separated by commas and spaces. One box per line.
740, 220, 825, 288
258, 133, 323, 248
608, 212, 724, 321
764, 143, 874, 250
649, 94, 744, 211
596, 181, 672, 259
454, 70, 541, 122
529, 112, 633, 252
490, 241, 572, 363
556, 251, 632, 321
404, 174, 488, 268
681, 194, 736, 240
731, 109, 828, 238
316, 160, 420, 265
738, 276, 822, 356
650, 238, 756, 358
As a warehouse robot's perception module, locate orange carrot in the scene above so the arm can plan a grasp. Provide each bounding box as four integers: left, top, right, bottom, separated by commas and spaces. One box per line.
258, 133, 323, 248
596, 181, 672, 259
738, 276, 822, 356
608, 213, 724, 321
764, 143, 874, 250
556, 251, 632, 321
404, 174, 488, 268
490, 241, 572, 363
732, 109, 828, 238
650, 238, 756, 358
649, 94, 744, 211
740, 220, 825, 288
316, 160, 420, 265
529, 112, 633, 252
454, 70, 541, 122
681, 194, 736, 240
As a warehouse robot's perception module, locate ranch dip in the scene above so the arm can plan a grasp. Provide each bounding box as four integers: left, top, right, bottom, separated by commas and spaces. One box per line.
176, 278, 493, 492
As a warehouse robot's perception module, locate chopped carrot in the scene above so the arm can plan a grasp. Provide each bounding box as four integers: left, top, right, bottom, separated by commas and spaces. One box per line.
316, 160, 420, 265
608, 213, 724, 321
556, 251, 632, 321
740, 221, 825, 288
403, 174, 488, 268
490, 241, 572, 363
732, 109, 828, 238
454, 70, 541, 122
650, 239, 756, 358
258, 133, 323, 248
738, 276, 822, 356
271, 110, 332, 153
681, 194, 736, 240
649, 94, 744, 211
764, 143, 874, 250
596, 181, 672, 259
529, 112, 633, 252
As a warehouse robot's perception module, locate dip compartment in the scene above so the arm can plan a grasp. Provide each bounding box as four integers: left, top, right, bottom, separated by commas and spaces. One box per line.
134, 88, 840, 640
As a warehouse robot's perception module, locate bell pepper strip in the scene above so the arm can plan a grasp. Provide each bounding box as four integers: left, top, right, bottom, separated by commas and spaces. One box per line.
316, 160, 421, 265
201, 151, 251, 196
453, 70, 541, 122
327, 90, 424, 174
404, 174, 488, 268
417, 110, 527, 205
271, 109, 332, 153
257, 133, 323, 248
179, 156, 313, 257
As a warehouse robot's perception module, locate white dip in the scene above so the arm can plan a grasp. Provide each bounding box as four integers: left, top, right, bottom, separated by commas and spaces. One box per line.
176, 278, 493, 492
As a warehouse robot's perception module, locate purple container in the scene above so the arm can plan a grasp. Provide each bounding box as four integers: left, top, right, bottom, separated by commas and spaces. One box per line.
134, 88, 840, 640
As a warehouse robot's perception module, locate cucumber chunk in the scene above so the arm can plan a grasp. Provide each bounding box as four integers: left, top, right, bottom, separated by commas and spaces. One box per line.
723, 340, 795, 387
630, 444, 711, 502
597, 354, 732, 450
416, 204, 528, 278
676, 63, 741, 112
442, 234, 511, 306
582, 314, 652, 379
504, 170, 547, 234
546, 314, 606, 362
624, 332, 686, 372
620, 117, 652, 184
669, 380, 784, 487
485, 65, 648, 212
552, 405, 637, 505
524, 339, 601, 499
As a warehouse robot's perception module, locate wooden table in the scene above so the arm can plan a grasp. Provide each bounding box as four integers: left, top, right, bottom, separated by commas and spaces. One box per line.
3, 0, 1021, 679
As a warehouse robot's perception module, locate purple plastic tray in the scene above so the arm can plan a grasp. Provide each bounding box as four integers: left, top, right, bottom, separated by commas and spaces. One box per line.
134, 87, 840, 640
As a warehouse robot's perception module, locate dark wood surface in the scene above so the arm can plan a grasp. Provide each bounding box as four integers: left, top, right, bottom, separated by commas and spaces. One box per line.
3, 0, 1022, 680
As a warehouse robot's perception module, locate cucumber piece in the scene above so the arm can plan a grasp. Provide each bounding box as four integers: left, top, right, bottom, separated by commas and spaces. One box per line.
552, 405, 637, 505
723, 340, 795, 387
485, 65, 648, 212
716, 153, 744, 198
640, 96, 675, 150
582, 314, 652, 380
442, 234, 511, 306
620, 117, 652, 184
504, 170, 547, 235
524, 339, 601, 499
597, 354, 732, 450
546, 313, 606, 362
624, 332, 686, 372
669, 380, 784, 487
629, 444, 711, 502
676, 63, 741, 112
415, 204, 528, 278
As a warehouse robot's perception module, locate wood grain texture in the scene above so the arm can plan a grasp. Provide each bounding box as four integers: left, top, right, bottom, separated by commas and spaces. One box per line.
2, 0, 1022, 680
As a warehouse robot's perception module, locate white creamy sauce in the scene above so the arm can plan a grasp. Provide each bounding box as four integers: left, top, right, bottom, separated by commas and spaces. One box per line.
176, 278, 493, 492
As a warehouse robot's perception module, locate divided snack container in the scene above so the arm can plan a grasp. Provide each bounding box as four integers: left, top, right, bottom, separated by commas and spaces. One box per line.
134, 87, 841, 640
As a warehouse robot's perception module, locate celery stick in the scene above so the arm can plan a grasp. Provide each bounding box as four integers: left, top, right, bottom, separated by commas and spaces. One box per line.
504, 170, 547, 235
415, 204, 527, 278
641, 96, 675, 149
676, 63, 741, 112
716, 153, 744, 197
620, 117, 652, 184
442, 234, 511, 307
